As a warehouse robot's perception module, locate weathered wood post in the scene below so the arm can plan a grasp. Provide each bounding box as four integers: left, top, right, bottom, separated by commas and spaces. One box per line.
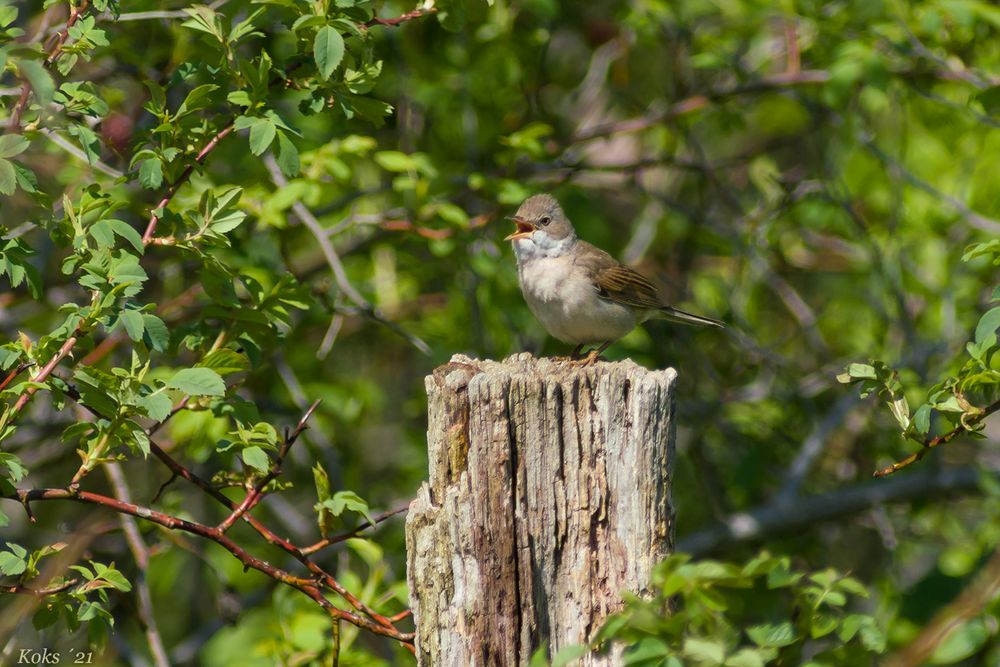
405, 353, 677, 665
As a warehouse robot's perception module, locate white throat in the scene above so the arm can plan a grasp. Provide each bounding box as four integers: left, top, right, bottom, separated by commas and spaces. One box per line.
513, 231, 576, 262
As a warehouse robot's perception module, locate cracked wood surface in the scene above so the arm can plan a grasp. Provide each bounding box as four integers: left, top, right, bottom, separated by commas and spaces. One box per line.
406, 353, 676, 665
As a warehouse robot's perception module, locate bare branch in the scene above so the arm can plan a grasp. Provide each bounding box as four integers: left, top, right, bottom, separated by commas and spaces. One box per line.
678, 464, 995, 557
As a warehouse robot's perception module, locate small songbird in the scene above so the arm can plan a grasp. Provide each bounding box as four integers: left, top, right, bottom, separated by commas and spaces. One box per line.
506, 194, 723, 364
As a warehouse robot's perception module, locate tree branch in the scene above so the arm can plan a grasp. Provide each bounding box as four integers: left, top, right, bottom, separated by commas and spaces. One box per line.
1, 487, 414, 645
873, 399, 1000, 478
217, 399, 319, 532
886, 542, 1000, 667
678, 464, 995, 557
572, 69, 830, 142
8, 0, 91, 132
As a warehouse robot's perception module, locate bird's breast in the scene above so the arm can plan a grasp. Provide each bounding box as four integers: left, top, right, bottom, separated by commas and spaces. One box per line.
516, 256, 637, 344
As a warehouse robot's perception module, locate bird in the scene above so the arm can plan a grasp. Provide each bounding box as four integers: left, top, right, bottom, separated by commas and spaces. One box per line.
506, 193, 723, 364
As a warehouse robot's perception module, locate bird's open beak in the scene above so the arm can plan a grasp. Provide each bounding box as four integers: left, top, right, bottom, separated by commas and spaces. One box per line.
504, 215, 535, 241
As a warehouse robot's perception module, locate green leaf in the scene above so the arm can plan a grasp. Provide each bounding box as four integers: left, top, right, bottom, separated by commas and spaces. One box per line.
0, 543, 27, 575
912, 404, 932, 435
138, 158, 163, 190
975, 306, 1000, 346
930, 619, 987, 664
166, 368, 226, 396
682, 637, 726, 663
197, 349, 249, 375
0, 159, 16, 196
275, 131, 300, 177
242, 445, 270, 472
17, 59, 54, 105
104, 219, 144, 255
375, 150, 417, 172
142, 314, 169, 352
725, 649, 767, 667
137, 391, 172, 421
248, 118, 276, 156
319, 490, 375, 525
747, 622, 798, 648
0, 135, 29, 159
120, 310, 145, 341
314, 26, 345, 80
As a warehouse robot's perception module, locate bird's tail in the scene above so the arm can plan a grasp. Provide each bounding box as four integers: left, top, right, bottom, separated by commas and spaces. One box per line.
656, 306, 725, 328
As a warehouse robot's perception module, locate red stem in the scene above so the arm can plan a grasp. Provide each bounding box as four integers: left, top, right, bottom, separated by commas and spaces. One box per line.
141, 122, 235, 243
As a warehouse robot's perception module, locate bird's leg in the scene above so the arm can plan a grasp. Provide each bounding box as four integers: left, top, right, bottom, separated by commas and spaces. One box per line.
570, 344, 584, 359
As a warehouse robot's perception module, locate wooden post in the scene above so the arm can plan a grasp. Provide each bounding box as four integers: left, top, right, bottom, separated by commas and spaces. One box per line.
406, 353, 677, 665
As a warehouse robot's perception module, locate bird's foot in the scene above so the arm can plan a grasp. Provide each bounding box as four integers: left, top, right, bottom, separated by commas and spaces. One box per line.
567, 349, 602, 366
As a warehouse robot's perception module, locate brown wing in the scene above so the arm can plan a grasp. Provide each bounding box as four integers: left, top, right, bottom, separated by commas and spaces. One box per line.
575, 242, 664, 310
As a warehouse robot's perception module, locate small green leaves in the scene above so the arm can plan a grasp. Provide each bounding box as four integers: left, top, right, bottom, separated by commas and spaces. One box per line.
316, 490, 375, 526
598, 550, 880, 664
0, 236, 42, 297
166, 368, 226, 396
314, 26, 345, 80
181, 5, 225, 42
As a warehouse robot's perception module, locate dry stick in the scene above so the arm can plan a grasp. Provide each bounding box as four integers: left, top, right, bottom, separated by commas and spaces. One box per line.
572, 69, 830, 142
142, 122, 235, 242
873, 399, 1000, 477
3, 487, 413, 645
886, 543, 1000, 667
104, 463, 170, 667
7, 0, 90, 132
217, 399, 320, 532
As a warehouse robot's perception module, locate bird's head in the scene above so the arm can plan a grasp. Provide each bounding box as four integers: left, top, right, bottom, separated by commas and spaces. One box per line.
505, 194, 576, 247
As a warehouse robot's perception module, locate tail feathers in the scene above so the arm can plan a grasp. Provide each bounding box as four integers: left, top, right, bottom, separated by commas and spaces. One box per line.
657, 306, 725, 329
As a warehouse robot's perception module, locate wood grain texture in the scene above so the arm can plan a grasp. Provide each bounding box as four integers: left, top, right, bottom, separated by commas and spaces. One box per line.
406, 353, 677, 666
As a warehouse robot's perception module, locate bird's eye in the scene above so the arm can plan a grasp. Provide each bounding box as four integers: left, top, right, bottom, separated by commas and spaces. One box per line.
539, 216, 551, 226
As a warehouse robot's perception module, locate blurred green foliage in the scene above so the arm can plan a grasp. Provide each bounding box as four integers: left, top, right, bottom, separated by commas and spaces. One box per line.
0, 0, 998, 664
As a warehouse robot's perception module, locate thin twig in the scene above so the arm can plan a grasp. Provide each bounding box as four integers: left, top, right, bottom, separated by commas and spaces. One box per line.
364, 5, 437, 27
262, 154, 432, 355
301, 504, 409, 555
40, 128, 123, 178
873, 399, 1000, 478
572, 69, 830, 142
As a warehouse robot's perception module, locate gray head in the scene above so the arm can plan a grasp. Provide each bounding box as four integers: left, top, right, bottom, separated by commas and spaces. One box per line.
505, 194, 576, 245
